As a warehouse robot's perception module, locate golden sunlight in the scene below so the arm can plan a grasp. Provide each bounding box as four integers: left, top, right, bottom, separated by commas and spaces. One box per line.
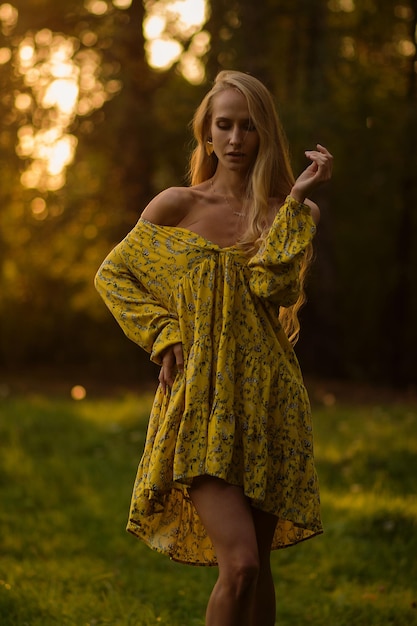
84, 0, 108, 16
15, 29, 119, 191
112, 0, 132, 8
169, 0, 206, 33
71, 385, 87, 400
18, 42, 35, 65
0, 2, 18, 31
144, 0, 208, 81
397, 39, 416, 57
146, 37, 182, 69
0, 47, 11, 63
14, 93, 32, 111
328, 0, 355, 11
18, 126, 78, 191
42, 79, 79, 115
12, 0, 207, 192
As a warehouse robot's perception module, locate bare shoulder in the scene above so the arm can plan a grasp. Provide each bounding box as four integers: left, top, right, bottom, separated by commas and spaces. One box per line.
304, 198, 320, 225
141, 187, 195, 226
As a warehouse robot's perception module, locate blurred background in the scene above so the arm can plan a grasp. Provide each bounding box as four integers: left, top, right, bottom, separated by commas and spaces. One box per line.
0, 0, 416, 391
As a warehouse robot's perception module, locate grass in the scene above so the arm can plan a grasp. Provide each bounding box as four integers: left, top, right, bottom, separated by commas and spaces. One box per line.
0, 382, 417, 625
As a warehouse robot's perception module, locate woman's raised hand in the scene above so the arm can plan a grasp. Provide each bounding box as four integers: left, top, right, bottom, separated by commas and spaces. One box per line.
291, 144, 333, 203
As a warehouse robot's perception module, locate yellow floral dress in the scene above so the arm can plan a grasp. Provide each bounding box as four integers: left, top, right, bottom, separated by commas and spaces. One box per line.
95, 195, 322, 565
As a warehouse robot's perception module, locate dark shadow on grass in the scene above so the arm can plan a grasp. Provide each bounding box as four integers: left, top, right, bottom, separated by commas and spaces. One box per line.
0, 587, 49, 626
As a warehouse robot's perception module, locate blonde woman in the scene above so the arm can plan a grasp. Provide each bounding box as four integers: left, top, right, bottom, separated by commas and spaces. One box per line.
95, 70, 332, 626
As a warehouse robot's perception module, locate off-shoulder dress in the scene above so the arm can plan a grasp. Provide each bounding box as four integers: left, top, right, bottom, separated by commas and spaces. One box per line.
95, 195, 322, 565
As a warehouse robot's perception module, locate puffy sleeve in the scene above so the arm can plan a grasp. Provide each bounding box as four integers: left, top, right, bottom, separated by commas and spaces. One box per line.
94, 223, 182, 365
248, 195, 316, 307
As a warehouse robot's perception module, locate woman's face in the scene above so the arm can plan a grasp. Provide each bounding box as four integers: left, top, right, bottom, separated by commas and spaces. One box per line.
210, 88, 260, 174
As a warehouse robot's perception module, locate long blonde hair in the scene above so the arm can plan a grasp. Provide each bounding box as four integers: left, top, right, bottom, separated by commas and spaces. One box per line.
188, 70, 313, 344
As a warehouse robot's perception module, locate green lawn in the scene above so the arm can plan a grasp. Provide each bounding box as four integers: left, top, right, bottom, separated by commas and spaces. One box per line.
1, 384, 416, 625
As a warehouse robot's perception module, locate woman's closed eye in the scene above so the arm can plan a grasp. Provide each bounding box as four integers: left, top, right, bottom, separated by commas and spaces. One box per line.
215, 119, 256, 132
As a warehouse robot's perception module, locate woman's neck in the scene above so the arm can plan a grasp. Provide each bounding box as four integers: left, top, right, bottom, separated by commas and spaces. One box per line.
211, 169, 248, 200
211, 175, 246, 200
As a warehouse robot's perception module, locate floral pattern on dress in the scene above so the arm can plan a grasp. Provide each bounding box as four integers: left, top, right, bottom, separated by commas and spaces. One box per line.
95, 195, 322, 565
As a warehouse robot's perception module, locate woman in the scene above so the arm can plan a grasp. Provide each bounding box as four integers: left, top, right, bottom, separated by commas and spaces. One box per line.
95, 70, 332, 626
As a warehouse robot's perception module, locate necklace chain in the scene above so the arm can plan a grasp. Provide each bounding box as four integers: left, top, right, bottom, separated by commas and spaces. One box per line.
209, 179, 245, 217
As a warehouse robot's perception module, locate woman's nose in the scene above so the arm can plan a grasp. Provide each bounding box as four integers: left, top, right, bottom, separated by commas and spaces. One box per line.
229, 125, 243, 146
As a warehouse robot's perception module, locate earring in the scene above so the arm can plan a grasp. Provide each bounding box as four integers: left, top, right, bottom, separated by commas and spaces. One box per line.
206, 139, 214, 156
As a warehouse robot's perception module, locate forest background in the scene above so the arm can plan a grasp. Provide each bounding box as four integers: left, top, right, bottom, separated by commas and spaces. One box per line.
1, 0, 416, 390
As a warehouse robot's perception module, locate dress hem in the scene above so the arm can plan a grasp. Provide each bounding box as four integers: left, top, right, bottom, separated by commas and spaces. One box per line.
126, 520, 324, 567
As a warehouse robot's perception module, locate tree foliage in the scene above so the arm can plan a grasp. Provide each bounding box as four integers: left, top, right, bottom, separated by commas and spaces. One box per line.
0, 0, 416, 385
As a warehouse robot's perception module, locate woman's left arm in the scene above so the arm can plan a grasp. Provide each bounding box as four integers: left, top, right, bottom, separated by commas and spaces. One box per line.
248, 144, 332, 305
248, 197, 316, 306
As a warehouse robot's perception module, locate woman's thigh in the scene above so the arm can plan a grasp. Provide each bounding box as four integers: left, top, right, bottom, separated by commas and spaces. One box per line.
189, 476, 259, 569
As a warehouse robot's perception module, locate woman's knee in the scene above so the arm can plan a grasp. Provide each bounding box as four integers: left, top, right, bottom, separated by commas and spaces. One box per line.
220, 552, 260, 595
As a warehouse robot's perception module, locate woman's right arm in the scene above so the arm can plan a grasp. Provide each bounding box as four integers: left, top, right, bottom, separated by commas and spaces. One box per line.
95, 235, 181, 366
96, 187, 191, 388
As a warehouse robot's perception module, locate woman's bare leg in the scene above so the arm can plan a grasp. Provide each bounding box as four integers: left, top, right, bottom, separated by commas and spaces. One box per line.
189, 477, 260, 626
250, 507, 278, 626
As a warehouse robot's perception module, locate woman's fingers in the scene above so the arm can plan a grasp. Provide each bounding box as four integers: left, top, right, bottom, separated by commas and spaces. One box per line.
305, 144, 333, 181
291, 144, 333, 201
159, 343, 184, 393
159, 348, 174, 393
